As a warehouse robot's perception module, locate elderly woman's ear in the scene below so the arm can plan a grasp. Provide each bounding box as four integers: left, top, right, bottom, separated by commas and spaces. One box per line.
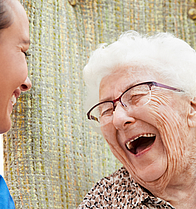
188, 97, 196, 127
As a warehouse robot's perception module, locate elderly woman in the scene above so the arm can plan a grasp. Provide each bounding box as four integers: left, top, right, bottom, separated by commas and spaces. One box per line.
0, 0, 31, 208
78, 31, 196, 209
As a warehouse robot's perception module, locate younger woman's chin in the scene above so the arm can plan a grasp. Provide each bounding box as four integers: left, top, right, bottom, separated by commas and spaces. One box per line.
0, 119, 12, 134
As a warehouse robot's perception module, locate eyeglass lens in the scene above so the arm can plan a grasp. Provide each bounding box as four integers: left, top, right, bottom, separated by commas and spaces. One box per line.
89, 83, 151, 127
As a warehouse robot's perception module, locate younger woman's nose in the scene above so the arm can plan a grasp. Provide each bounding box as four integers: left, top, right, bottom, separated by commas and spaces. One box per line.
20, 77, 32, 91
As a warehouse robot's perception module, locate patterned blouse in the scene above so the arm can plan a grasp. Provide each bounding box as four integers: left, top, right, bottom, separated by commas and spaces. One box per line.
78, 167, 175, 209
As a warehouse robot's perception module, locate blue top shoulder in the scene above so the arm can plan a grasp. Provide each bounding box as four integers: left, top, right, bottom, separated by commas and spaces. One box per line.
0, 175, 15, 209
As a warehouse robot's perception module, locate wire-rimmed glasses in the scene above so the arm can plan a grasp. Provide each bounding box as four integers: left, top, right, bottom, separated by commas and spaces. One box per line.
87, 81, 183, 127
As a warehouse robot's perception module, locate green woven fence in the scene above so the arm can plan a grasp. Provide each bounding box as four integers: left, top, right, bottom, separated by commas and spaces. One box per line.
3, 0, 196, 208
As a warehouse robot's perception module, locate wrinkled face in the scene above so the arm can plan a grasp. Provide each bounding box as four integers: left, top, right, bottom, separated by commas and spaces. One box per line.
99, 66, 195, 192
0, 0, 31, 133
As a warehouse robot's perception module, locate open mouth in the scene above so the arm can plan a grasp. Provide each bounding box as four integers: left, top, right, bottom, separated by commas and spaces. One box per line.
10, 88, 21, 106
125, 133, 156, 155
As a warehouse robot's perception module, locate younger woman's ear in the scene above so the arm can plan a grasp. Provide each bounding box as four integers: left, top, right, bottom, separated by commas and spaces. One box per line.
188, 97, 196, 127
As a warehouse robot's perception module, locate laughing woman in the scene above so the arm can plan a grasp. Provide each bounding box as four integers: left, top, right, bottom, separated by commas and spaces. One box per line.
0, 0, 32, 208
78, 31, 196, 209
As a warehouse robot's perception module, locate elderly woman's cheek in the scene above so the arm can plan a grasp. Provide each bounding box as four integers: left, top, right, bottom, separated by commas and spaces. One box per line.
101, 124, 119, 149
101, 124, 128, 165
149, 94, 190, 177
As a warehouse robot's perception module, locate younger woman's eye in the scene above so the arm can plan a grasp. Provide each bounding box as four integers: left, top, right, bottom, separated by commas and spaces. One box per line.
23, 51, 31, 57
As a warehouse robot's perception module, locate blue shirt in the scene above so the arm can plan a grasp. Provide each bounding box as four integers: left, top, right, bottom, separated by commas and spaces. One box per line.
0, 175, 15, 209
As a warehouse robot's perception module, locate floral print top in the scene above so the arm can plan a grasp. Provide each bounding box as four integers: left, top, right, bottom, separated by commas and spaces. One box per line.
78, 167, 175, 209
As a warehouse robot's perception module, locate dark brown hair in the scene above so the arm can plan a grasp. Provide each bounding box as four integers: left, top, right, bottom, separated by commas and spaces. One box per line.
0, 0, 13, 30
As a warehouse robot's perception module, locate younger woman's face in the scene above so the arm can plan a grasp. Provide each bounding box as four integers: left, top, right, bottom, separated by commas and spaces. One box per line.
0, 0, 32, 133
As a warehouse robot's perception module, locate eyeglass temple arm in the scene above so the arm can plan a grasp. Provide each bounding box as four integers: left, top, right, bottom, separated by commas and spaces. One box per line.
152, 82, 184, 92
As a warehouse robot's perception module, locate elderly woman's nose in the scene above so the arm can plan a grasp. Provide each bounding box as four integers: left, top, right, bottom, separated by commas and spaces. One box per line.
20, 77, 32, 91
112, 104, 135, 130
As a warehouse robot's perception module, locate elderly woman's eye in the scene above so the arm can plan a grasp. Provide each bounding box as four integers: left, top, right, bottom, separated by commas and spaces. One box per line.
101, 108, 113, 117
128, 91, 149, 105
130, 94, 143, 104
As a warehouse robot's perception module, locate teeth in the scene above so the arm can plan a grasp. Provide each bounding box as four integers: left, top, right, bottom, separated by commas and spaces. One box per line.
126, 133, 155, 149
126, 141, 133, 150
11, 95, 16, 106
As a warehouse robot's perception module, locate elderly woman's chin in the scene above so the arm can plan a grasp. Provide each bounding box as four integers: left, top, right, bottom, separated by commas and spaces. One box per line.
124, 148, 168, 184
133, 158, 167, 183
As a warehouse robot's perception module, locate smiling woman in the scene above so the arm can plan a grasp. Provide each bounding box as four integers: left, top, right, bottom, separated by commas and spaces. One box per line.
0, 0, 31, 208
78, 31, 196, 209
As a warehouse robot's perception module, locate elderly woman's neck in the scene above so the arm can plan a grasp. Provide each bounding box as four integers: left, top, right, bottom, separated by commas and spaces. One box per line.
156, 172, 196, 209
165, 180, 196, 208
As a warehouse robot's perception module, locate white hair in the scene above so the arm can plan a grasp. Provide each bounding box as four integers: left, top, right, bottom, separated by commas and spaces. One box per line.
83, 30, 196, 116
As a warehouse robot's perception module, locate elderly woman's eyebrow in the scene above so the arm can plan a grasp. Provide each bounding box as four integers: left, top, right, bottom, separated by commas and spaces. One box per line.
99, 96, 114, 102
100, 81, 142, 102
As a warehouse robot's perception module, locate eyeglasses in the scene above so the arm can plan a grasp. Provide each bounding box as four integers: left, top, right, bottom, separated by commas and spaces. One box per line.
87, 81, 183, 127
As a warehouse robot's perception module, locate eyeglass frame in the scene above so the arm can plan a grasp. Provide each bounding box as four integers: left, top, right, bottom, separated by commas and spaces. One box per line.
87, 81, 184, 122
